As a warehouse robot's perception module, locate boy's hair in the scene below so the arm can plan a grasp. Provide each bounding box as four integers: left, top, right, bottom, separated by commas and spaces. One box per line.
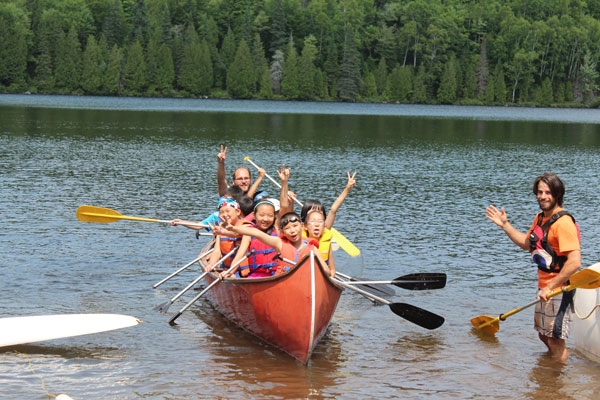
238, 195, 254, 217
225, 185, 244, 201
279, 212, 301, 229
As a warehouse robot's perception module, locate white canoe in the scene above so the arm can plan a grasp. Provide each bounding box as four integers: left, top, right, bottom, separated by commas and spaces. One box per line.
572, 263, 600, 361
0, 313, 141, 347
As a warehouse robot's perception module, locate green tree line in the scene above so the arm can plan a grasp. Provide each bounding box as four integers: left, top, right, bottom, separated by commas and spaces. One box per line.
1, 0, 599, 106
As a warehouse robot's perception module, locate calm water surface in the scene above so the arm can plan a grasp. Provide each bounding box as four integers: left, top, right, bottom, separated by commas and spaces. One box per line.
1, 95, 600, 399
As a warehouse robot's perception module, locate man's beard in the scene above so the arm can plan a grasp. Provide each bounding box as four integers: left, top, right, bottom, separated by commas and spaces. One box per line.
538, 198, 557, 211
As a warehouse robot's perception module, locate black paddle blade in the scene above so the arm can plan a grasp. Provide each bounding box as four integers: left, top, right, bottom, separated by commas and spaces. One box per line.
153, 301, 172, 314
389, 303, 445, 330
393, 273, 447, 290
168, 312, 182, 326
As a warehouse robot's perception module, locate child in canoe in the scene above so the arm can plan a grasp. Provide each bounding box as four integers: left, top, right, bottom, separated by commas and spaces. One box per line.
213, 165, 334, 278
204, 198, 253, 272
300, 171, 356, 266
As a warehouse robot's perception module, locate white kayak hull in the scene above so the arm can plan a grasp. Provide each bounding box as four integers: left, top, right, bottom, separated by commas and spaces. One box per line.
0, 313, 141, 347
572, 263, 600, 361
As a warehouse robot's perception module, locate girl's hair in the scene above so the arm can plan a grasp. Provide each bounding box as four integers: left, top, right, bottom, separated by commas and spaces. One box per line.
300, 199, 327, 222
253, 200, 276, 234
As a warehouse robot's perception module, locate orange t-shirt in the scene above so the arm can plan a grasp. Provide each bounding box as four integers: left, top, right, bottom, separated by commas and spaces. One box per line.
527, 208, 580, 288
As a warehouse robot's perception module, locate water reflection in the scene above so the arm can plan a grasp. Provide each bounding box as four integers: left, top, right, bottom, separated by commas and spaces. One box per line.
526, 355, 571, 400
187, 307, 346, 399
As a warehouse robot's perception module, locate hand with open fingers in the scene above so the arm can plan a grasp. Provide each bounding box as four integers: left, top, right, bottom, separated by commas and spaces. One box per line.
217, 145, 228, 163
485, 205, 507, 228
346, 171, 357, 190
277, 164, 290, 183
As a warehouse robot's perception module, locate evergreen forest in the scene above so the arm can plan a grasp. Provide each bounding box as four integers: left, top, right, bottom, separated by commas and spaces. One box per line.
1, 0, 600, 106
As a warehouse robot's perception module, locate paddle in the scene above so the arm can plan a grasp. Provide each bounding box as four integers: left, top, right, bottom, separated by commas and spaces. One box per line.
335, 271, 396, 298
154, 247, 238, 314
333, 277, 445, 330
167, 251, 254, 326
244, 157, 360, 257
152, 248, 214, 289
471, 267, 600, 334
340, 272, 447, 291
76, 205, 208, 228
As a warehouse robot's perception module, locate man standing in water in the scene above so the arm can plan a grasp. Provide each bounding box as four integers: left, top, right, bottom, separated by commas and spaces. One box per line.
486, 173, 580, 362
217, 145, 267, 201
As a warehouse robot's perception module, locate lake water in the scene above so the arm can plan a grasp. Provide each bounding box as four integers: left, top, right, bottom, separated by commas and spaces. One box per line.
1, 94, 600, 399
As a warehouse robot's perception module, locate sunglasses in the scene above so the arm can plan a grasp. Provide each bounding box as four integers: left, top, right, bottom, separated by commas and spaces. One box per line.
280, 216, 300, 228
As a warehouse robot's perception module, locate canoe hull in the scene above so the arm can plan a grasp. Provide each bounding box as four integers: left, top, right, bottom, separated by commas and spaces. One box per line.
202, 250, 342, 364
573, 263, 600, 361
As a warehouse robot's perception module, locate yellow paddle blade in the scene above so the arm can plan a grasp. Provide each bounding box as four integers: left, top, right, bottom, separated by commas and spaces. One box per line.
331, 228, 360, 256
76, 205, 161, 224
569, 267, 600, 290
470, 315, 500, 334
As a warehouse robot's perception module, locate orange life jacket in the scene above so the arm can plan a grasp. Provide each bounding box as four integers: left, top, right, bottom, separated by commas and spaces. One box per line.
274, 237, 311, 275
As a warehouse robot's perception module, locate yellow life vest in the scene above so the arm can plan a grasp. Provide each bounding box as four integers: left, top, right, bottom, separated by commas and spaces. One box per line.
302, 228, 333, 262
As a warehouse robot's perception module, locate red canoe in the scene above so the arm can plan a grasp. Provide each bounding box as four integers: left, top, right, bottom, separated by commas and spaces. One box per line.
200, 246, 343, 364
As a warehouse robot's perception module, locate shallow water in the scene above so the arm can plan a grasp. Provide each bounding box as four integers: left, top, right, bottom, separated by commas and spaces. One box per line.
1, 96, 600, 399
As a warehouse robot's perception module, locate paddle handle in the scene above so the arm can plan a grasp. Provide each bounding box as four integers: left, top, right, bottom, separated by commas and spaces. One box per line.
244, 157, 303, 207
152, 248, 214, 289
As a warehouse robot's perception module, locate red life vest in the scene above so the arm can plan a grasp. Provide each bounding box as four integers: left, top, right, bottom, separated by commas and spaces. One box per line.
218, 220, 252, 269
529, 211, 580, 273
274, 237, 311, 275
238, 232, 280, 277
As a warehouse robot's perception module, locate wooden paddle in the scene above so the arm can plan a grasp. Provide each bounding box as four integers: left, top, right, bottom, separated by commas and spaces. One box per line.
339, 272, 447, 291
471, 267, 600, 334
154, 247, 238, 314
76, 205, 208, 228
244, 157, 360, 256
333, 276, 445, 330
167, 251, 254, 325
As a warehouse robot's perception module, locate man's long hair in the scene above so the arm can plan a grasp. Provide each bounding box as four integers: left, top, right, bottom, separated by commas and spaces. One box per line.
533, 173, 565, 206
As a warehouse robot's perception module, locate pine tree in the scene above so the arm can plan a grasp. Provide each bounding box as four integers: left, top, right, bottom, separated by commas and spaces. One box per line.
103, 44, 122, 95
362, 72, 377, 98
281, 38, 300, 99
475, 37, 489, 99
337, 26, 360, 101
251, 33, 268, 93
226, 39, 255, 98
257, 65, 273, 98
411, 65, 427, 103
102, 0, 123, 48
535, 78, 553, 106
35, 35, 55, 91
81, 35, 103, 93
386, 64, 412, 102
493, 64, 506, 104
270, 49, 284, 94
123, 39, 147, 93
198, 39, 213, 95
178, 25, 203, 95
438, 57, 457, 104
269, 0, 287, 53
462, 59, 477, 99
374, 58, 388, 96
221, 27, 237, 71
297, 42, 316, 100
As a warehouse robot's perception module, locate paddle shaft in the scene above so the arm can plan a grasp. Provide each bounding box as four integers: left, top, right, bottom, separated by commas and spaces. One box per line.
244, 157, 303, 207
165, 247, 237, 305
343, 280, 435, 285
152, 248, 214, 289
476, 286, 571, 330
168, 251, 253, 325
77, 206, 209, 228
